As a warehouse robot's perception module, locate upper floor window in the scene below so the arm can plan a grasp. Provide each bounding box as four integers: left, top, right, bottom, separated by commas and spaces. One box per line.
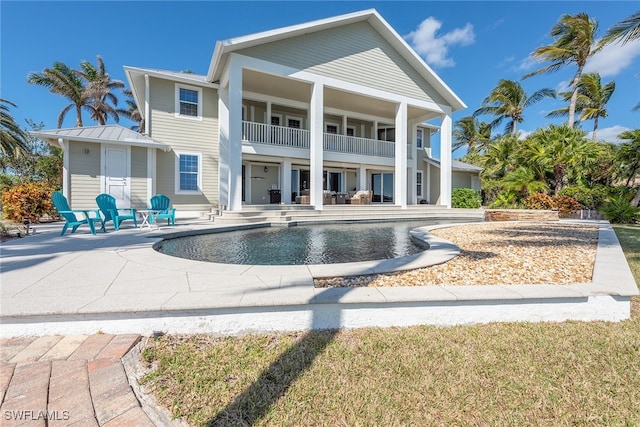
175, 84, 202, 120
175, 151, 202, 194
377, 127, 395, 142
325, 123, 338, 134
416, 129, 424, 148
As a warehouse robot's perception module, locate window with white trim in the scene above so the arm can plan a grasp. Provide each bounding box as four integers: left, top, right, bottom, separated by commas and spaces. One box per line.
346, 126, 356, 137
416, 170, 424, 198
175, 84, 202, 119
325, 123, 339, 134
175, 152, 202, 194
416, 129, 424, 148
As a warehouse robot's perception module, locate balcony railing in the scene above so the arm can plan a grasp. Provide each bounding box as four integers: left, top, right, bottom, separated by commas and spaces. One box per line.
243, 121, 309, 149
323, 133, 394, 158
242, 121, 395, 158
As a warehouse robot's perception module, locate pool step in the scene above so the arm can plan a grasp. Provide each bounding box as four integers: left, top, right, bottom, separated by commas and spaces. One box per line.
214, 206, 485, 225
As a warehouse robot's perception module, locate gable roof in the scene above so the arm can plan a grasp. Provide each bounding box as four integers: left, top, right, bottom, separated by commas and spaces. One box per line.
425, 156, 483, 173
31, 125, 171, 151
207, 9, 466, 111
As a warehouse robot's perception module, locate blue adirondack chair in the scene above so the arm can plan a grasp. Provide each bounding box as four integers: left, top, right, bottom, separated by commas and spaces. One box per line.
52, 191, 104, 236
95, 193, 138, 231
149, 194, 176, 226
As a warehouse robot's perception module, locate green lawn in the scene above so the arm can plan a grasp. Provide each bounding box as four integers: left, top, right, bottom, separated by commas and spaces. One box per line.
141, 226, 640, 427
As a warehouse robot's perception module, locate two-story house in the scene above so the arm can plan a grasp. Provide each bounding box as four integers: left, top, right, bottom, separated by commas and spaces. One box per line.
34, 9, 468, 217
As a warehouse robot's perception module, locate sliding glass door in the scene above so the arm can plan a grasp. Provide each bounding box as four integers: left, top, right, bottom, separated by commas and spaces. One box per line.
372, 173, 394, 203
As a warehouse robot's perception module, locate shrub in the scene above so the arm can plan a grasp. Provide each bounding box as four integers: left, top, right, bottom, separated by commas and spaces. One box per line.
1, 182, 57, 222
553, 195, 581, 218
524, 193, 555, 210
557, 186, 609, 210
451, 188, 481, 208
601, 196, 640, 224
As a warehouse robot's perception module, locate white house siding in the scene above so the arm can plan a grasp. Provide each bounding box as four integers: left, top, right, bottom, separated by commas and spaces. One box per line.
130, 147, 148, 209
68, 141, 101, 209
237, 21, 447, 105
148, 77, 219, 210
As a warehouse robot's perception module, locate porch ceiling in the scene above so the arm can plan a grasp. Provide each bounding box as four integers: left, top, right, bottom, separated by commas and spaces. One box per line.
243, 69, 310, 103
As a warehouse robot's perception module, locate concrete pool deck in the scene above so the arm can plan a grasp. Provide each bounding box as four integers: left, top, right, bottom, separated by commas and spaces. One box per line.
0, 218, 637, 338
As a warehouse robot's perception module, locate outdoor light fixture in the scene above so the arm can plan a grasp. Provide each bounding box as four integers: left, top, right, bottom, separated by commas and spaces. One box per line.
264, 166, 268, 173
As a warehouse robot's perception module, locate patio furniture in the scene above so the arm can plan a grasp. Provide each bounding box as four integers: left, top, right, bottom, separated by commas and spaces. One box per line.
95, 193, 138, 231
148, 194, 176, 226
347, 190, 372, 205
52, 191, 104, 236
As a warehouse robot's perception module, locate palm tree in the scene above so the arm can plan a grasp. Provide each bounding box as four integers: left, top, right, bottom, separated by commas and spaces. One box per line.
481, 133, 519, 179
523, 13, 599, 128
118, 89, 145, 133
452, 116, 492, 155
0, 99, 28, 157
546, 73, 615, 140
502, 166, 549, 199
76, 55, 124, 125
473, 79, 555, 135
530, 124, 599, 193
617, 129, 640, 206
599, 11, 640, 46
27, 62, 88, 127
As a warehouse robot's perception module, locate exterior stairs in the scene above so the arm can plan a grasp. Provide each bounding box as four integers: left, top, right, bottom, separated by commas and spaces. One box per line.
212, 204, 485, 225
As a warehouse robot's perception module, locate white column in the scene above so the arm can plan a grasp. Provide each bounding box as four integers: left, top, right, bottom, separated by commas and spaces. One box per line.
228, 56, 243, 211
359, 164, 367, 190
426, 161, 431, 204
59, 138, 69, 199
310, 82, 324, 210
146, 147, 156, 204
342, 115, 347, 135
440, 108, 453, 208
218, 82, 230, 209
144, 74, 150, 136
281, 159, 292, 204
394, 102, 407, 208
408, 121, 417, 205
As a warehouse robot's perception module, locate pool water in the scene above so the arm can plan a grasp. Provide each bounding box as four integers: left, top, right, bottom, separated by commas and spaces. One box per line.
156, 220, 454, 265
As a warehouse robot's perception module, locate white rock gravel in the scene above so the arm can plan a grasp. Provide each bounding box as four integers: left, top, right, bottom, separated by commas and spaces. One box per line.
314, 221, 598, 288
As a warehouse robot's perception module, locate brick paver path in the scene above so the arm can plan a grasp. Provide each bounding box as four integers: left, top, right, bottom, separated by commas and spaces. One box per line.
0, 334, 155, 426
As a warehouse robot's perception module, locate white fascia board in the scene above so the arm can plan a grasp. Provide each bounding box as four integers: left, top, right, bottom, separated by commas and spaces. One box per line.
123, 68, 145, 117
124, 66, 219, 89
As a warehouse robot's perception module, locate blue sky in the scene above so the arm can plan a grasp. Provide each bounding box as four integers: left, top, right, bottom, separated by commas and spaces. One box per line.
2, 1, 639, 159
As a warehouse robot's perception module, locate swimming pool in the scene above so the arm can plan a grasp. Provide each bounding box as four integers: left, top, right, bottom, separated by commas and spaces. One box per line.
155, 220, 459, 265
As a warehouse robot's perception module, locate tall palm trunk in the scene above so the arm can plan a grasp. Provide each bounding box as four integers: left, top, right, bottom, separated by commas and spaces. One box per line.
592, 115, 599, 141
75, 105, 83, 127
568, 65, 584, 128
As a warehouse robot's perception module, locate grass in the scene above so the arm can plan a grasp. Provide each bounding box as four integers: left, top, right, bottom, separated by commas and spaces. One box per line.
141, 225, 640, 427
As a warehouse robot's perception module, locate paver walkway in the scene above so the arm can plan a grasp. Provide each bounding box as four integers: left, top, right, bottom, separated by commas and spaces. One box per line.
0, 334, 156, 427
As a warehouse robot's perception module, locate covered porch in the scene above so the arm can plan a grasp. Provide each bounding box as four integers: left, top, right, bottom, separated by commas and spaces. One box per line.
218, 57, 454, 211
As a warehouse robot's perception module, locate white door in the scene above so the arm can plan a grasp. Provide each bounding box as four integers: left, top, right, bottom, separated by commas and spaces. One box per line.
103, 145, 130, 207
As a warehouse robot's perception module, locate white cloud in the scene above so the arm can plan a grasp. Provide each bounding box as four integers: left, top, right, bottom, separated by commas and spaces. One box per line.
588, 125, 631, 144
555, 80, 571, 93
512, 56, 537, 73
516, 129, 533, 140
405, 17, 475, 68
585, 39, 640, 77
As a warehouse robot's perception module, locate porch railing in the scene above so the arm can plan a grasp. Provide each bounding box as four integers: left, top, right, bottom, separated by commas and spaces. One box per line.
323, 133, 395, 158
242, 121, 310, 149
242, 121, 395, 158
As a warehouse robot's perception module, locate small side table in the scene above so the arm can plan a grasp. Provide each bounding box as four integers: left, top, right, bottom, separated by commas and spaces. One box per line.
139, 210, 161, 230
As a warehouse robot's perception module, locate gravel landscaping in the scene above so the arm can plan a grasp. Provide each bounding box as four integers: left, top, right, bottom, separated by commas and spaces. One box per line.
315, 221, 599, 288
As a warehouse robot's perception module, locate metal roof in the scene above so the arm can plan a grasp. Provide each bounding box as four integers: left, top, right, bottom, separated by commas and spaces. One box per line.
424, 156, 483, 173
31, 125, 172, 151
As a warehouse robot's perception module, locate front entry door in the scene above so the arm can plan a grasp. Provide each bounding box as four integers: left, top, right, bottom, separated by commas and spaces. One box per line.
103, 145, 130, 207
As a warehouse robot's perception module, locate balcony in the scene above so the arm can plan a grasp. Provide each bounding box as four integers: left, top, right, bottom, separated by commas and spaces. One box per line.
242, 121, 396, 158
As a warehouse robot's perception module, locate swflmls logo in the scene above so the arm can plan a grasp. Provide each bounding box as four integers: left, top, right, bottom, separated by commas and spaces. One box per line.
4, 410, 70, 421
